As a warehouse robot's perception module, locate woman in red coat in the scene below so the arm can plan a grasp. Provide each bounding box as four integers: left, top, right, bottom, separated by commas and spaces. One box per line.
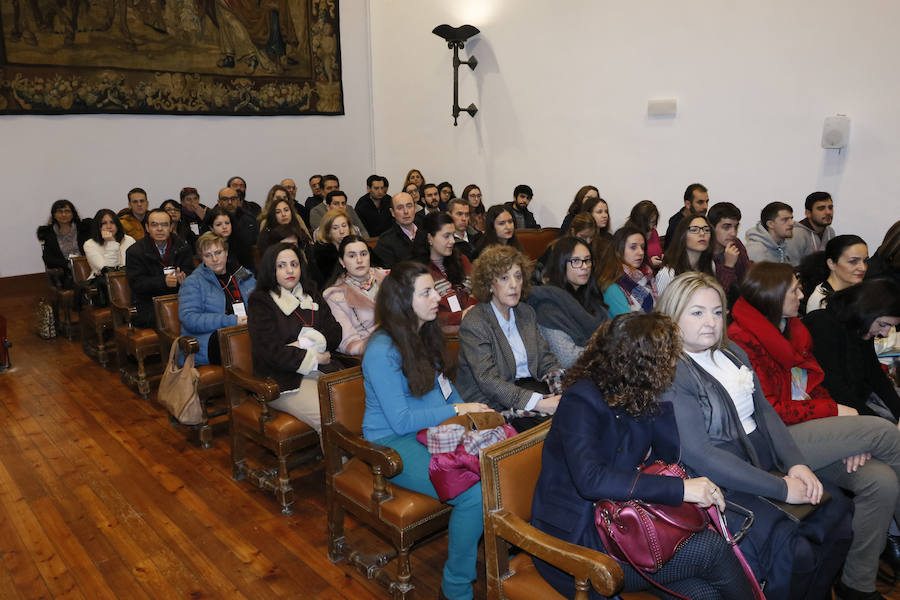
728, 262, 900, 598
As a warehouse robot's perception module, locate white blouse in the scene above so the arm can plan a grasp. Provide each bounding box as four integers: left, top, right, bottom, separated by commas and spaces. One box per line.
687, 349, 757, 434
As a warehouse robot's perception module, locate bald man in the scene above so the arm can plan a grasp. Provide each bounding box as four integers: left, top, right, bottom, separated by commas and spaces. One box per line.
217, 186, 257, 271
373, 192, 421, 267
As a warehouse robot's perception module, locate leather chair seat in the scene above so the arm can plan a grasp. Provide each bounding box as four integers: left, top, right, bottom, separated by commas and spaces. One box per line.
231, 400, 314, 440
196, 365, 224, 388
115, 326, 158, 350
334, 458, 450, 529
84, 307, 112, 324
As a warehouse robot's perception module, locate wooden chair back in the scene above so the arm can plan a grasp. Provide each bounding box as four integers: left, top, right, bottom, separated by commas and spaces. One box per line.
152, 294, 180, 355
71, 256, 92, 285
318, 366, 366, 436
107, 270, 131, 310
517, 227, 560, 261
219, 324, 253, 374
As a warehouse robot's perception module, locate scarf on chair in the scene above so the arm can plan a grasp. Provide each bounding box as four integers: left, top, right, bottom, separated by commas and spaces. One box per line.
616, 264, 657, 313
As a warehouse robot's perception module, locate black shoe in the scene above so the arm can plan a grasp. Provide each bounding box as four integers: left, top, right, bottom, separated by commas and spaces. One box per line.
834, 579, 885, 600
883, 534, 900, 571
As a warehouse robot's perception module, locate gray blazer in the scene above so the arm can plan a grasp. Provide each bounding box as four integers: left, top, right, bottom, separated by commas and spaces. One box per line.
456, 301, 561, 411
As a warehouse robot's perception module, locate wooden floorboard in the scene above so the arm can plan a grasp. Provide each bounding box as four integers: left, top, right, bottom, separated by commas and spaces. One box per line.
3, 284, 899, 599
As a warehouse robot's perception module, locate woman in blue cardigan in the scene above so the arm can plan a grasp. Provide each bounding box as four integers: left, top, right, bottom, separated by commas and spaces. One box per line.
362, 261, 491, 600
532, 313, 753, 600
179, 232, 255, 365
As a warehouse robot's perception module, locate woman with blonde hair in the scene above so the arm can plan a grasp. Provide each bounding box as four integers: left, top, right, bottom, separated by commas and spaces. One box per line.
309, 208, 352, 289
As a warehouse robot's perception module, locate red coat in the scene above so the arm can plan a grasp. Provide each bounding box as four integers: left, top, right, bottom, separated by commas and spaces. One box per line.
727, 297, 836, 424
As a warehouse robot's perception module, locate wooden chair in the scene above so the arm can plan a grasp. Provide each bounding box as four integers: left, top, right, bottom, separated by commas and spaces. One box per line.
480, 420, 655, 600
107, 270, 161, 399
45, 266, 77, 340
153, 294, 227, 449
318, 367, 453, 599
0, 314, 10, 371
517, 227, 560, 261
74, 258, 116, 367
219, 325, 320, 515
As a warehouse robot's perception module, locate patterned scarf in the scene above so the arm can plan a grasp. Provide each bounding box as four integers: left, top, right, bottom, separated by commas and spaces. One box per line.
616, 263, 658, 313
344, 270, 377, 293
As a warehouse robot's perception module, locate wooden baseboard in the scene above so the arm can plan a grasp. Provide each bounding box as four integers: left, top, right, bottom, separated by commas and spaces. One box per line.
1, 272, 47, 297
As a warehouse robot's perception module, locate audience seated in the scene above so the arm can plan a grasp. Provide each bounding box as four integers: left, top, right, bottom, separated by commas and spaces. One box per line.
311, 189, 369, 237
118, 187, 149, 240
456, 245, 562, 416
161, 199, 196, 249
462, 184, 486, 234
304, 174, 324, 213
179, 232, 255, 366
374, 192, 420, 267
655, 273, 853, 600
664, 182, 709, 250
402, 168, 425, 189
405, 181, 422, 210
446, 198, 481, 260
867, 219, 900, 285
322, 235, 387, 355
655, 214, 714, 294
355, 174, 392, 236
179, 187, 207, 239
800, 235, 868, 313
599, 224, 658, 316
310, 208, 353, 289
36, 199, 91, 288
473, 204, 523, 259
125, 208, 193, 328
202, 204, 254, 273
726, 263, 900, 599
583, 194, 611, 242
413, 212, 476, 329
804, 278, 900, 422
419, 183, 442, 216
213, 187, 258, 272
437, 181, 454, 210
257, 185, 312, 255
505, 184, 540, 230
227, 175, 261, 217
361, 261, 491, 600
746, 201, 795, 264
558, 185, 600, 236
707, 201, 750, 293
82, 209, 135, 277
527, 236, 608, 368
279, 178, 310, 227
785, 191, 836, 265
625, 200, 663, 269
532, 312, 754, 600
247, 243, 341, 436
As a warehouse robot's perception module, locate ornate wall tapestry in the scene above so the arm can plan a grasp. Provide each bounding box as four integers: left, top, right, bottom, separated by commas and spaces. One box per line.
0, 0, 343, 115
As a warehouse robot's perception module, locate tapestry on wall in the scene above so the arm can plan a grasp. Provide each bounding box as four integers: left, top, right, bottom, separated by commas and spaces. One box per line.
0, 0, 343, 116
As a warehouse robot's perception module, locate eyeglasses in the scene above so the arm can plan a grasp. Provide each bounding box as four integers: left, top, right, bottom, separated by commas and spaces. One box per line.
567, 257, 593, 268
687, 226, 712, 234
55, 208, 73, 213
202, 249, 225, 260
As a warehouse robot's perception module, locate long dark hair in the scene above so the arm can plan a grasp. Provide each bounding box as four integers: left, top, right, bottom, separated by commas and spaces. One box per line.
375, 262, 449, 396
564, 313, 681, 417
202, 205, 231, 234
462, 184, 485, 214
544, 236, 607, 313
875, 220, 900, 271
626, 200, 659, 236
47, 199, 81, 227
826, 278, 900, 338
565, 185, 600, 216
612, 224, 649, 269
476, 204, 523, 254
583, 196, 610, 236
659, 214, 714, 276
255, 242, 317, 295
262, 196, 311, 246
738, 262, 795, 328
798, 234, 868, 302
89, 209, 125, 244
413, 212, 466, 286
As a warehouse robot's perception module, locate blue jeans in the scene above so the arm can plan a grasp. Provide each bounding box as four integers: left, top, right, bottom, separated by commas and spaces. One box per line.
377, 433, 483, 600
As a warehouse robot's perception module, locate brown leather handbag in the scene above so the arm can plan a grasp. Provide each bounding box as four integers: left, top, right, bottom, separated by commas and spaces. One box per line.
158, 337, 202, 425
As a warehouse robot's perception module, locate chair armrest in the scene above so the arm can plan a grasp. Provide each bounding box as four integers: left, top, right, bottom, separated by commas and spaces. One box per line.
224, 366, 280, 403
331, 351, 362, 368
325, 421, 403, 478
492, 510, 623, 596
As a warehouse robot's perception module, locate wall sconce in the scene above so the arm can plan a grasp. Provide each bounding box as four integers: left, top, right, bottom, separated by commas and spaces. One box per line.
432, 24, 479, 126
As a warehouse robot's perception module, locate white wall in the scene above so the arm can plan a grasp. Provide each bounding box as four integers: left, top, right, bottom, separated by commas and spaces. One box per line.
370, 0, 899, 248
0, 1, 374, 277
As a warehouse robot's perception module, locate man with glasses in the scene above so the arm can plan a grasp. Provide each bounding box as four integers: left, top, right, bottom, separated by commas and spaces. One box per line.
119, 187, 150, 240
305, 174, 324, 212
217, 186, 258, 268
125, 208, 194, 328
227, 175, 261, 218
664, 183, 709, 250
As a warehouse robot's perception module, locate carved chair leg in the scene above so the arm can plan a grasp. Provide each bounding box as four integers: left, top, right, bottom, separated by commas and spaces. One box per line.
136, 354, 149, 399
198, 415, 212, 449
231, 430, 247, 481
394, 547, 413, 600
276, 453, 294, 515
326, 489, 346, 562
95, 323, 109, 368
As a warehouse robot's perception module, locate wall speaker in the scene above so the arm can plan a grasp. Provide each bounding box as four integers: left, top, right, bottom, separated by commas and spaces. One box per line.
822, 115, 850, 149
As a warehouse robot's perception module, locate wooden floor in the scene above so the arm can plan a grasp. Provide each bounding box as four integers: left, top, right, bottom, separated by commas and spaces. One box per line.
3, 279, 900, 600
0, 280, 462, 600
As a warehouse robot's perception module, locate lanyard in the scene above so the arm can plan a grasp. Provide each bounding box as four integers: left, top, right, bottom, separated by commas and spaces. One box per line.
293, 308, 315, 328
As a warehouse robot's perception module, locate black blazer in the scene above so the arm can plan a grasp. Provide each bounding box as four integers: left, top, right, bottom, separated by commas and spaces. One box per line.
125, 235, 194, 328
36, 221, 91, 271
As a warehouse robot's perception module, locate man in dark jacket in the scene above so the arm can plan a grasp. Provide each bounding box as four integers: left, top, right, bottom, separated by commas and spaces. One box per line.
356, 174, 393, 236
505, 184, 540, 229
125, 208, 194, 328
374, 192, 421, 267
447, 197, 481, 260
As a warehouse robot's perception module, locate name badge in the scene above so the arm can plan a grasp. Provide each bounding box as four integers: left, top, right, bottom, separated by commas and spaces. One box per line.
190, 222, 200, 235
447, 294, 462, 313
232, 302, 247, 318
438, 373, 453, 400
